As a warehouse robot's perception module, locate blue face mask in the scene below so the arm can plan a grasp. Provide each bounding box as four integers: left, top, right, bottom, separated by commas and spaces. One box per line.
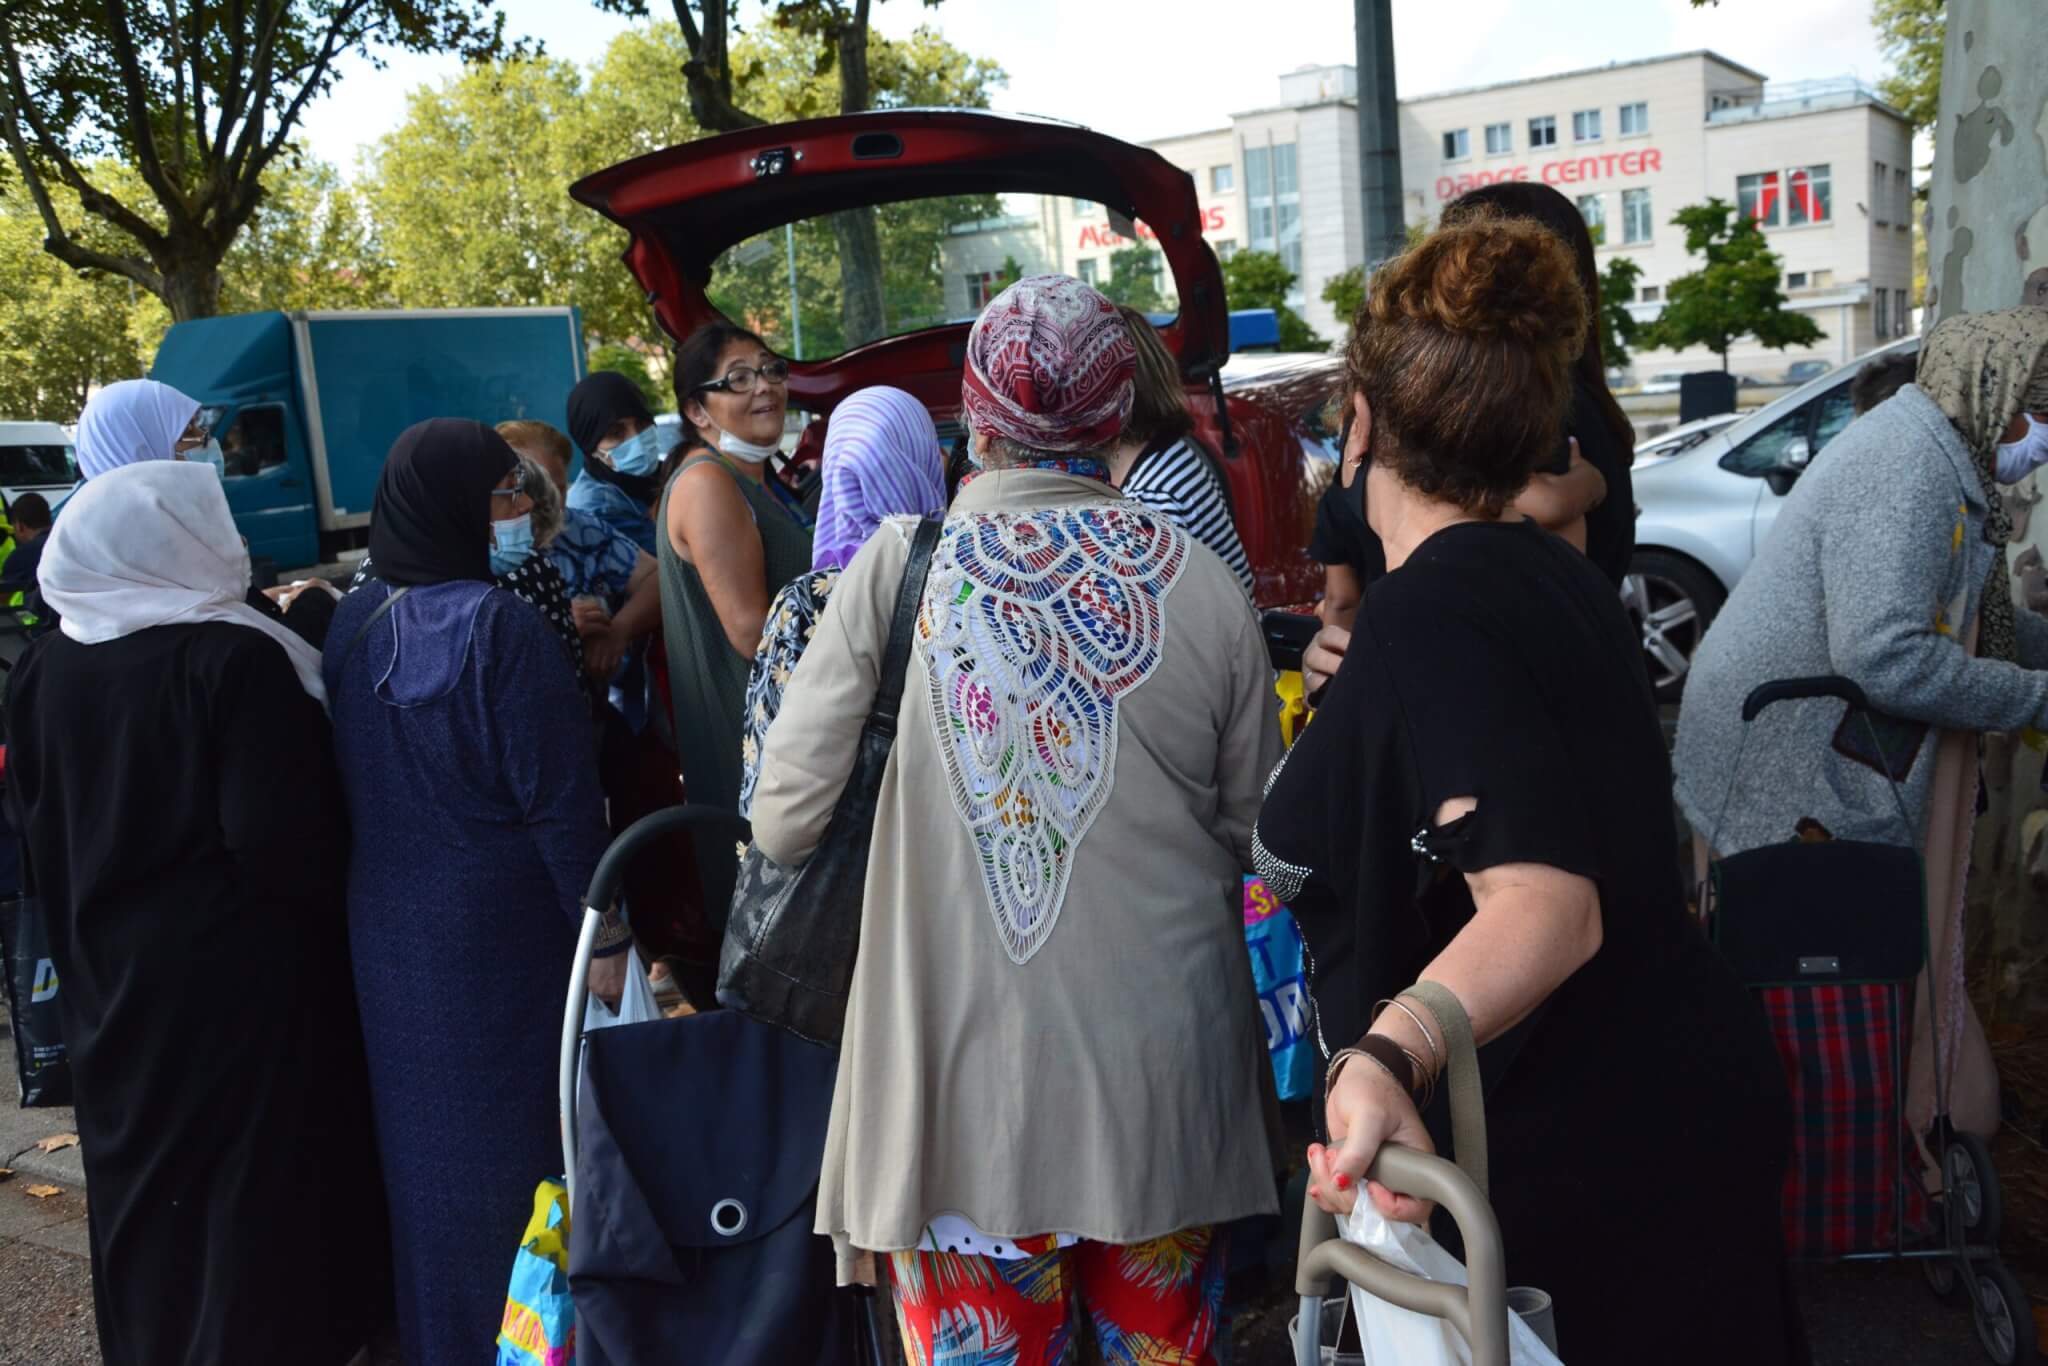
181, 440, 226, 479
490, 512, 536, 575
607, 423, 683, 477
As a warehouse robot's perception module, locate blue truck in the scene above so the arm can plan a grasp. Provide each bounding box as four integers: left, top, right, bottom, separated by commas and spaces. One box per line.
150, 308, 587, 570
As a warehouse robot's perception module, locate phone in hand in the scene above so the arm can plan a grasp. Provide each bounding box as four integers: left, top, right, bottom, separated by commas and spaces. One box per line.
1261, 610, 1321, 673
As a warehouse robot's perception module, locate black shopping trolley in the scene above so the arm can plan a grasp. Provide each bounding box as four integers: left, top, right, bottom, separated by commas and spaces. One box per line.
1704, 676, 2031, 1366
558, 805, 886, 1366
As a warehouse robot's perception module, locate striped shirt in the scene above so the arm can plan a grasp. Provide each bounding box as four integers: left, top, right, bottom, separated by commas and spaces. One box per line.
1121, 438, 1255, 595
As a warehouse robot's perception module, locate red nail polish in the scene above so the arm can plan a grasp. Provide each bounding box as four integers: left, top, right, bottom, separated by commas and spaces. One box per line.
1333, 1173, 1352, 1191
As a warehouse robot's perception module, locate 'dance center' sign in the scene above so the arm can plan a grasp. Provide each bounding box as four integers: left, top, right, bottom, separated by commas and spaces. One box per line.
1436, 147, 1663, 201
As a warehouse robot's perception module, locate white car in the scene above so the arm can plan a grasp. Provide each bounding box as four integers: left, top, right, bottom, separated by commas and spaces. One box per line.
0, 420, 79, 514
1627, 336, 1920, 699
1634, 412, 1743, 464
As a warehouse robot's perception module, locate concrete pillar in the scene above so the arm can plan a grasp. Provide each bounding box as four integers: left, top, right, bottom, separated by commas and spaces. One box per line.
1925, 0, 2048, 1020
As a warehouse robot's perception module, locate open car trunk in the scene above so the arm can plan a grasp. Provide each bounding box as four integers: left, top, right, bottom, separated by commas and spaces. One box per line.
571, 110, 1231, 422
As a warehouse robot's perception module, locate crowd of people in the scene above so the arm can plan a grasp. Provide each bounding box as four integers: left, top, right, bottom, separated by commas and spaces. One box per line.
5, 174, 2048, 1366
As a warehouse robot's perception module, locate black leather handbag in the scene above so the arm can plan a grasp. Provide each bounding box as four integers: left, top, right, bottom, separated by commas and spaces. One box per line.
717, 516, 943, 1047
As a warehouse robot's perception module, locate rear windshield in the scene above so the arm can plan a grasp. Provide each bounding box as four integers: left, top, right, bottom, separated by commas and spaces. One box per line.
709, 193, 1176, 361
0, 444, 77, 486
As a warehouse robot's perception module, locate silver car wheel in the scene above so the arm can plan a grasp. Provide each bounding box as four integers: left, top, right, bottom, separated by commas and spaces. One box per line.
1621, 571, 1703, 692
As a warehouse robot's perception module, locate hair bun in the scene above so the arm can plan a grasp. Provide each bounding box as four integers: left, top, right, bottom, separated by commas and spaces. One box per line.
1371, 214, 1588, 366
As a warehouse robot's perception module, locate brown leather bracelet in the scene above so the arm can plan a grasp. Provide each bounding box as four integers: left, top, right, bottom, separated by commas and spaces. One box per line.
1352, 1033, 1420, 1096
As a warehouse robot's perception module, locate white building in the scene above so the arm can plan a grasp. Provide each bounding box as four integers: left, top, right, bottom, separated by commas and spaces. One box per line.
941, 51, 1916, 379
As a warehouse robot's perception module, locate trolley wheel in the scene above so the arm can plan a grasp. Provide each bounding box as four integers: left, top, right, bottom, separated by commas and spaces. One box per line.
1971, 1260, 2039, 1366
1945, 1131, 2005, 1247
1924, 1254, 1965, 1303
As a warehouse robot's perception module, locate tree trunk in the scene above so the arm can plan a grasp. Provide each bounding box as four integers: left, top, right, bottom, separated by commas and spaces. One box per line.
161, 259, 222, 321
830, 1, 886, 348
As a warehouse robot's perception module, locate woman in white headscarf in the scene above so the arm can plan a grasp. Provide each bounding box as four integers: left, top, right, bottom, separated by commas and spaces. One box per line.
73, 378, 212, 479
4, 460, 380, 1366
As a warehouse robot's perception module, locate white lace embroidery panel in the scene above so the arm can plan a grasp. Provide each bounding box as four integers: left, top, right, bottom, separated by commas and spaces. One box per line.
918, 506, 1189, 964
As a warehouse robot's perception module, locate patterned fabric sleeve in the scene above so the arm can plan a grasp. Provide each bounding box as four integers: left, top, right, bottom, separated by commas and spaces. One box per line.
738, 570, 838, 818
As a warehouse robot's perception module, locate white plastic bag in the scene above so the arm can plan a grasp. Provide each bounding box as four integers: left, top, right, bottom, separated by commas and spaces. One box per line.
1335, 1201, 1564, 1366
581, 945, 662, 1032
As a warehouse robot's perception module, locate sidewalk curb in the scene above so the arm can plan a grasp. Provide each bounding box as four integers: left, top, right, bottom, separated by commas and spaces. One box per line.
5, 1142, 85, 1192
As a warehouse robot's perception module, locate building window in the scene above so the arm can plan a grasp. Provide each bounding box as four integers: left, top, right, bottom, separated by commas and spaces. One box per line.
1072, 198, 1097, 217
1640, 285, 1662, 303
1737, 171, 1781, 226
1528, 115, 1557, 148
1442, 128, 1470, 161
1873, 161, 1889, 225
1572, 109, 1602, 142
1245, 142, 1303, 289
1894, 168, 1909, 227
1811, 268, 1834, 287
1786, 271, 1808, 289
1484, 121, 1512, 155
1786, 164, 1831, 224
1576, 193, 1606, 245
1876, 288, 1890, 338
1077, 258, 1099, 286
966, 272, 1002, 310
1619, 101, 1649, 136
1622, 188, 1653, 244
1211, 164, 1234, 194
1215, 239, 1238, 261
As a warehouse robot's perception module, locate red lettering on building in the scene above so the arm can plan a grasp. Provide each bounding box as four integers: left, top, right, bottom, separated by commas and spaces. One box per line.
1442, 145, 1661, 199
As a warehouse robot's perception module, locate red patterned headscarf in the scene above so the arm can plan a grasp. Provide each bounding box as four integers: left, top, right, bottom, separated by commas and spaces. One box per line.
961, 274, 1137, 453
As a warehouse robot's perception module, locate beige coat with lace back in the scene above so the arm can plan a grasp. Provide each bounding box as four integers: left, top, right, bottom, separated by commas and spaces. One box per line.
752, 469, 1282, 1268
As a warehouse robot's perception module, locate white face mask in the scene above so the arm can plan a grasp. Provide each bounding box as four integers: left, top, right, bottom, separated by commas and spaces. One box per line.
711, 424, 781, 466
1994, 414, 2048, 486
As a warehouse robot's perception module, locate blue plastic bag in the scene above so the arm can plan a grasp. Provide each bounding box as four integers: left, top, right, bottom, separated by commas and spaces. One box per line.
498, 1179, 575, 1366
1243, 876, 1314, 1102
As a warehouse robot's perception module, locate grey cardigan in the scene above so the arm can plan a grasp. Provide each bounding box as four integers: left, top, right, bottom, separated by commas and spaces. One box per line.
1672, 383, 2048, 852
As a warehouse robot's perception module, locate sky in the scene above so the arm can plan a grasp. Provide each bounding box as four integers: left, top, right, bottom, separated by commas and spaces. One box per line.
295, 0, 1892, 173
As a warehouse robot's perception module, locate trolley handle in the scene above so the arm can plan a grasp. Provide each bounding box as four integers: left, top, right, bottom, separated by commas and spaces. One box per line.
558, 804, 750, 1207
1741, 675, 1871, 724
1292, 1146, 1509, 1366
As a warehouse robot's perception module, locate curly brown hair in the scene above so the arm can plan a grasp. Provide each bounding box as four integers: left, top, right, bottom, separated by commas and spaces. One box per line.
1344, 210, 1587, 517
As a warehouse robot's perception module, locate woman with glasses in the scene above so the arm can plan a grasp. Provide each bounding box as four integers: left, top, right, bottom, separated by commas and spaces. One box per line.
660, 322, 813, 859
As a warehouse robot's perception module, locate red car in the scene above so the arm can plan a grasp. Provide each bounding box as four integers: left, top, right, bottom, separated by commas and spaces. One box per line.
571, 110, 1326, 608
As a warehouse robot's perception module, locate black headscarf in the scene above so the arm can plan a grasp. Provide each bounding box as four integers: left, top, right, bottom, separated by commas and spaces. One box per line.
567, 370, 661, 506
367, 418, 517, 586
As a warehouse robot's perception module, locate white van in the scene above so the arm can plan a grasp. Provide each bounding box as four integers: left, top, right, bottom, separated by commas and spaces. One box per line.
0, 420, 79, 515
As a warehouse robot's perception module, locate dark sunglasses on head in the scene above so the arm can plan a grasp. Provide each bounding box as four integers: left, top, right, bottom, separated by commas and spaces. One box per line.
696, 360, 791, 397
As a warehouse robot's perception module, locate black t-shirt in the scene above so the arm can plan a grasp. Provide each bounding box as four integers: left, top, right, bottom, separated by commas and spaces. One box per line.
1307, 469, 1386, 583
1571, 378, 1635, 587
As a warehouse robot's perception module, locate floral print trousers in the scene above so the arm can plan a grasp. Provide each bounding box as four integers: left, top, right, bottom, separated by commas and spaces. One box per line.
888, 1225, 1224, 1365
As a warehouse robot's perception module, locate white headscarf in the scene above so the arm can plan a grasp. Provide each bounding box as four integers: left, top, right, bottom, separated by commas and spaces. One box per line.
37, 461, 327, 707
75, 379, 202, 479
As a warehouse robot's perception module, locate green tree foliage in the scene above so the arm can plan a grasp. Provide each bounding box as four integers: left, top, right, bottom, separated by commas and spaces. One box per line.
1099, 246, 1166, 313
0, 0, 516, 319
1321, 265, 1364, 331
1598, 255, 1644, 372
1643, 199, 1821, 370
590, 343, 668, 412
0, 184, 148, 420
1221, 249, 1326, 352
1873, 0, 1945, 133
221, 158, 390, 315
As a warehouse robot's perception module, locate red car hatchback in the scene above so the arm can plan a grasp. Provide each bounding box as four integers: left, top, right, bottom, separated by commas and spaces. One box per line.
571, 109, 1326, 608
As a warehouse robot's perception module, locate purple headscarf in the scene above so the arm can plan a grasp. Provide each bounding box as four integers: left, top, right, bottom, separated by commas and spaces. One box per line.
812, 387, 949, 572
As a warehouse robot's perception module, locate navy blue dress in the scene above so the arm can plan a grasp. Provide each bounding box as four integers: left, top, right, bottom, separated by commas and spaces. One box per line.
325, 579, 608, 1366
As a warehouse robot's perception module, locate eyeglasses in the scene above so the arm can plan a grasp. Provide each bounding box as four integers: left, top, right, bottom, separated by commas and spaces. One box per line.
174, 416, 213, 453
696, 360, 791, 397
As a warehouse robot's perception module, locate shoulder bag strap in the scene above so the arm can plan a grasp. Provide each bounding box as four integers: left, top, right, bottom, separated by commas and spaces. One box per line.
866, 517, 943, 740
339, 585, 412, 668
1405, 978, 1487, 1203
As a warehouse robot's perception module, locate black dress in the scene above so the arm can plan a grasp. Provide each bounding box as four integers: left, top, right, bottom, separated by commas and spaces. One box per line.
1256, 518, 1801, 1366
1570, 378, 1635, 587
5, 623, 382, 1366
